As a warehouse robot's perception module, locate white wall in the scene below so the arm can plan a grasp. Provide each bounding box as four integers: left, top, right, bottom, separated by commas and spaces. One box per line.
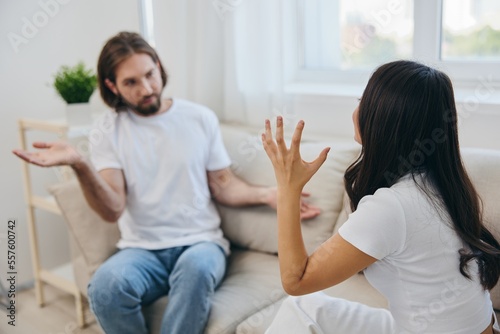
0, 0, 140, 285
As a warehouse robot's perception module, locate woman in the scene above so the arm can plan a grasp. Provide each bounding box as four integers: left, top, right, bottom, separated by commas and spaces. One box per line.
262, 60, 500, 333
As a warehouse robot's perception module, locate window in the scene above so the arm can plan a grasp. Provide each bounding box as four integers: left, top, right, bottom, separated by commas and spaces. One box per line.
441, 0, 500, 61
301, 0, 413, 70
287, 0, 500, 87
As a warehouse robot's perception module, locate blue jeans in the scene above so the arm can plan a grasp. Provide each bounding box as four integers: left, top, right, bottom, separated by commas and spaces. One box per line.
87, 242, 227, 334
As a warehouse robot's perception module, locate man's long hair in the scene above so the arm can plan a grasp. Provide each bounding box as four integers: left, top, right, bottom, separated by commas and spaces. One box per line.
97, 31, 168, 112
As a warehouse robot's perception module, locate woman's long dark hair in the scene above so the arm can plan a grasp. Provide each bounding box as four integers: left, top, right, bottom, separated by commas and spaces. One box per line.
344, 60, 500, 290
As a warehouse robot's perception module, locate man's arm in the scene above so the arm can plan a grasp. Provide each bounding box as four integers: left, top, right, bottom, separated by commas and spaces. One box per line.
72, 162, 126, 222
207, 168, 320, 220
207, 168, 271, 206
13, 141, 126, 222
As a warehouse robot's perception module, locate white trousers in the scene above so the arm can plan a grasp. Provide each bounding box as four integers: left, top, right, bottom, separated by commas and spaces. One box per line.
265, 292, 395, 334
265, 292, 500, 334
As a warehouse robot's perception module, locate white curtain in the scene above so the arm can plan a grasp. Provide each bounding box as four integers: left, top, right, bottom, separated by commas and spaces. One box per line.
153, 0, 289, 127
221, 0, 287, 126
152, 0, 224, 116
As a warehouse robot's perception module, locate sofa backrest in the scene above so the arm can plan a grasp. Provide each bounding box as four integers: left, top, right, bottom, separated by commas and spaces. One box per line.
461, 148, 500, 310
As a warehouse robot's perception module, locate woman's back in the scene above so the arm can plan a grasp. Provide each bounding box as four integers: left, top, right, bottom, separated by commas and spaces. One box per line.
339, 174, 492, 333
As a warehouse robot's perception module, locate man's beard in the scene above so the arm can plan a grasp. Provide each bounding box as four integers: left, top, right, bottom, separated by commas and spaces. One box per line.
120, 93, 162, 116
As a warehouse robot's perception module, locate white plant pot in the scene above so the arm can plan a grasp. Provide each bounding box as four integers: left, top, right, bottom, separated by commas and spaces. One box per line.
66, 103, 92, 127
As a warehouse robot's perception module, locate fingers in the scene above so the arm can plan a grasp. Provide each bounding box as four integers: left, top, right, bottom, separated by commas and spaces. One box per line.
12, 149, 32, 161
301, 210, 321, 220
291, 120, 305, 152
301, 191, 311, 197
32, 142, 51, 149
263, 117, 312, 169
12, 149, 27, 160
263, 117, 306, 150
264, 119, 273, 141
300, 200, 320, 211
275, 116, 287, 152
262, 119, 279, 161
310, 147, 331, 171
12, 150, 45, 166
300, 204, 321, 220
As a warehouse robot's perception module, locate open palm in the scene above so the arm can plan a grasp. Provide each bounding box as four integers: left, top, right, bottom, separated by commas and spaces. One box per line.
261, 116, 330, 193
12, 141, 80, 167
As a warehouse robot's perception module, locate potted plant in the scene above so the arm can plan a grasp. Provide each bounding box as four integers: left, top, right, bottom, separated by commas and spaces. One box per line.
54, 62, 97, 126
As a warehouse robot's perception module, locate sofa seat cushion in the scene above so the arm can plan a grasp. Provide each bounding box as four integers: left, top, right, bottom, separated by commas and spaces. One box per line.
143, 248, 285, 334
236, 273, 388, 334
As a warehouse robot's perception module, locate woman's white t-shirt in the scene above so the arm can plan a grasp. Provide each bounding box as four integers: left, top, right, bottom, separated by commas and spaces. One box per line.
90, 98, 232, 254
338, 174, 493, 333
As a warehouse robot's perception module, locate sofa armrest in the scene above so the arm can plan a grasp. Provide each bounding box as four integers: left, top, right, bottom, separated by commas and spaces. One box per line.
462, 148, 500, 310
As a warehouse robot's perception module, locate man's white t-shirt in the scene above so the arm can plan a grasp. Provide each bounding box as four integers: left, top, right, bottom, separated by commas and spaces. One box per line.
339, 174, 493, 333
90, 98, 232, 254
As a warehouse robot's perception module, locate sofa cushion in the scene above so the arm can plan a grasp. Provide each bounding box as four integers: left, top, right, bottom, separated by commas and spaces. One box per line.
218, 125, 360, 254
142, 248, 285, 334
48, 179, 120, 296
461, 148, 500, 310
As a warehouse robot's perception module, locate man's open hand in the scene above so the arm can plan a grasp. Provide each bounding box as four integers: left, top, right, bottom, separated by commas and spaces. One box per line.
265, 187, 321, 220
12, 141, 82, 167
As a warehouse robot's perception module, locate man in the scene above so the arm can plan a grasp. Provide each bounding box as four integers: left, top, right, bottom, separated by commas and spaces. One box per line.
13, 32, 320, 334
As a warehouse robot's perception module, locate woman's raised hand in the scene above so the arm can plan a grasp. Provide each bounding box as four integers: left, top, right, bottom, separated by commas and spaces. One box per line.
261, 116, 330, 193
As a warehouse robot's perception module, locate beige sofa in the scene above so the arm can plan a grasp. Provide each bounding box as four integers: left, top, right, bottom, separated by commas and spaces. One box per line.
49, 124, 500, 333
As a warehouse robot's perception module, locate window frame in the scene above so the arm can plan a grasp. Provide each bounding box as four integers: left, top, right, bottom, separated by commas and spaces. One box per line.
284, 0, 500, 92
138, 0, 156, 47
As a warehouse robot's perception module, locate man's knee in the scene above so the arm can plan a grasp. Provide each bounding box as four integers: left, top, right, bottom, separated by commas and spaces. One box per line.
171, 256, 224, 292
181, 259, 218, 286
88, 264, 140, 313
88, 269, 115, 314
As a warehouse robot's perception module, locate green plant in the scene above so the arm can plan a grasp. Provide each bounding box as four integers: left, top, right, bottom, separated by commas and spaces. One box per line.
53, 62, 97, 104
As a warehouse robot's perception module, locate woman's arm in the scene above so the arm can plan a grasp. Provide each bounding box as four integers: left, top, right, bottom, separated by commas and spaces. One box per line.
262, 117, 377, 295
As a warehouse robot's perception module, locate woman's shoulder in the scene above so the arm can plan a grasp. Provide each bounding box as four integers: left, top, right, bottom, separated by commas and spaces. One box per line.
360, 174, 431, 216
382, 173, 444, 220
358, 186, 405, 220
